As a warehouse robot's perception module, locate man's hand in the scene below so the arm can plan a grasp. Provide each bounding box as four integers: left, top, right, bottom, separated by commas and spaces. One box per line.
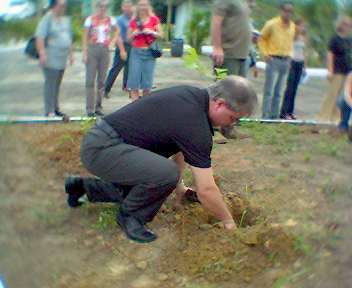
174, 180, 190, 206
223, 219, 237, 230
212, 46, 224, 67
327, 71, 334, 82
190, 166, 234, 227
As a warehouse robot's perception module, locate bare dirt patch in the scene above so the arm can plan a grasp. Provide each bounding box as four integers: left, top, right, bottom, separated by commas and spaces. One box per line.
0, 122, 351, 288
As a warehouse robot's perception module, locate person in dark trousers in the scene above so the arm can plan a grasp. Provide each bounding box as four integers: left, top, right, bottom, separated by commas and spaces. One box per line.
65, 76, 258, 243
104, 0, 134, 98
211, 0, 253, 77
280, 19, 307, 120
338, 72, 352, 135
258, 1, 295, 119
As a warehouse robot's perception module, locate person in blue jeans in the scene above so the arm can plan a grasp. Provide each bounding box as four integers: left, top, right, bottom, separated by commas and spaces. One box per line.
338, 72, 352, 135
104, 0, 133, 98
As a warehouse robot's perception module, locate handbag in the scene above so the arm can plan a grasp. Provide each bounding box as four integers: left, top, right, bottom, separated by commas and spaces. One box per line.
24, 37, 39, 59
24, 14, 52, 59
149, 41, 162, 58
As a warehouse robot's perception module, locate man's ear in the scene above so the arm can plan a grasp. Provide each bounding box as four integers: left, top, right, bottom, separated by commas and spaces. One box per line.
214, 98, 226, 107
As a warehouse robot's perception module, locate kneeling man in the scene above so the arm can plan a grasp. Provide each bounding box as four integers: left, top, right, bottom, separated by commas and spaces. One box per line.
65, 76, 258, 243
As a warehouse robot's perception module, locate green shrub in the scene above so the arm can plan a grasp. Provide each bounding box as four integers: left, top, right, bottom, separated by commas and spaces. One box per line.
0, 17, 39, 43
0, 15, 83, 45
71, 16, 83, 45
185, 9, 210, 53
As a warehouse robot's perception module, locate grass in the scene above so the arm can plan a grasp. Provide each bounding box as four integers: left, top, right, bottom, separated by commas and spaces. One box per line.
31, 206, 68, 227
321, 179, 352, 201
312, 135, 349, 158
239, 123, 301, 155
58, 133, 75, 146
294, 235, 313, 256
92, 205, 118, 231
239, 210, 247, 228
80, 117, 96, 134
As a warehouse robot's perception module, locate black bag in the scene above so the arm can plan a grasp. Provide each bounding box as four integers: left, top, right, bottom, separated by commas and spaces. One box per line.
24, 37, 39, 59
25, 15, 52, 59
149, 41, 162, 58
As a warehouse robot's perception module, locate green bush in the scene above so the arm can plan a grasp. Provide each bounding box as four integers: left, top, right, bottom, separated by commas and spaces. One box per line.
185, 9, 211, 53
0, 15, 83, 45
71, 16, 83, 45
0, 17, 39, 43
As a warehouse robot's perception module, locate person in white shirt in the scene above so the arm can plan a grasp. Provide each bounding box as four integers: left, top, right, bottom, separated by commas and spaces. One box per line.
82, 0, 126, 117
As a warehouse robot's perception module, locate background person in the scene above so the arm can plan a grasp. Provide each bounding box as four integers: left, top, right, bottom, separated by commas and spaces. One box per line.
280, 19, 307, 120
211, 0, 253, 78
258, 1, 295, 119
337, 72, 352, 134
245, 30, 260, 78
104, 0, 134, 98
35, 0, 73, 117
65, 76, 258, 243
83, 0, 126, 117
127, 0, 163, 101
318, 16, 352, 123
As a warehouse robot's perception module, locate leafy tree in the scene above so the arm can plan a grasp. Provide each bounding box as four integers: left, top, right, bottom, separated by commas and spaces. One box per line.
297, 0, 339, 65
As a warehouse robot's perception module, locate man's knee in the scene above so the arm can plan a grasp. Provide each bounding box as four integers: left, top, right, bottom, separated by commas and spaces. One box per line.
154, 160, 180, 187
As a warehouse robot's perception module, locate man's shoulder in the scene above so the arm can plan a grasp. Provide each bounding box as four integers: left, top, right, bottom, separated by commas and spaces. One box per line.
149, 85, 207, 110
267, 17, 280, 26
159, 85, 202, 91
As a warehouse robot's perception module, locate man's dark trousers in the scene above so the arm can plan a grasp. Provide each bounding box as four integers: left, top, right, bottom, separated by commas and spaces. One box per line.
105, 43, 131, 93
80, 119, 180, 223
280, 60, 304, 117
338, 98, 351, 131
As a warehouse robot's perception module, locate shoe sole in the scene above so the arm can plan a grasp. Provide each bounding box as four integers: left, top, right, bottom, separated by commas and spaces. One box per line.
116, 216, 157, 244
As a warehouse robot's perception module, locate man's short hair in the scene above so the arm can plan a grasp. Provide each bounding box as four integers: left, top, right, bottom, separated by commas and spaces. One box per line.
207, 76, 258, 116
122, 0, 133, 5
279, 1, 294, 9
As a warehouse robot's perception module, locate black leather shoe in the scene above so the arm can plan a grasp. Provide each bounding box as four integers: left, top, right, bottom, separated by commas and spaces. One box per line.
87, 112, 95, 118
95, 110, 104, 117
116, 211, 157, 243
65, 176, 86, 208
55, 110, 67, 117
